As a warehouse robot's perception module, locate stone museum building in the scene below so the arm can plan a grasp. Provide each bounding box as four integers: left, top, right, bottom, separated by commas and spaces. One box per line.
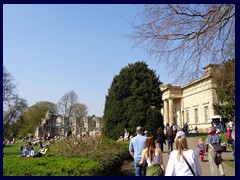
160, 64, 219, 132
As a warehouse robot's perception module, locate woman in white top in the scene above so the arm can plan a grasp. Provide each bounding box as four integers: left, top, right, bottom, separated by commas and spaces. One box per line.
165, 135, 202, 176
139, 136, 165, 176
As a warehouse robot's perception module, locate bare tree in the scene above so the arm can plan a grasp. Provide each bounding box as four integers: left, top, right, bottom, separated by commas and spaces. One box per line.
58, 90, 78, 120
128, 4, 235, 83
3, 66, 18, 103
3, 67, 28, 134
71, 103, 88, 118
58, 91, 88, 133
3, 97, 28, 130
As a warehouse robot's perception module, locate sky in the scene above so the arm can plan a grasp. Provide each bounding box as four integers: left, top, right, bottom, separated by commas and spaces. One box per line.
3, 4, 171, 117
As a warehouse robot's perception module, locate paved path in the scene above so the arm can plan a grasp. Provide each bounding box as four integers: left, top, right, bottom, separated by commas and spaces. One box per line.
120, 135, 235, 176
161, 135, 235, 176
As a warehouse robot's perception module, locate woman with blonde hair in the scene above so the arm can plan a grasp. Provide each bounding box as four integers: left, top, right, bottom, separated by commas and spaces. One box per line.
139, 136, 165, 176
165, 135, 202, 176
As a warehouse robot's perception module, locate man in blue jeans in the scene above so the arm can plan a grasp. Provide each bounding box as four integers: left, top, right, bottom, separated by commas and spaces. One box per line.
129, 126, 147, 176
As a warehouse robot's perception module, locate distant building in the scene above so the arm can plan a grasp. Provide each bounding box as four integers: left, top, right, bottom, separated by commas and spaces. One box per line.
34, 111, 58, 139
34, 111, 103, 139
160, 64, 219, 133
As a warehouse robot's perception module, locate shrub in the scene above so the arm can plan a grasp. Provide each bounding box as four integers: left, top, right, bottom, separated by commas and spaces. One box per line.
3, 137, 132, 176
3, 157, 102, 176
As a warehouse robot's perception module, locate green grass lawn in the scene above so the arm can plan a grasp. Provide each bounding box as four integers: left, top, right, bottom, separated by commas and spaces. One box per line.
3, 138, 131, 176
223, 159, 235, 168
4, 140, 52, 158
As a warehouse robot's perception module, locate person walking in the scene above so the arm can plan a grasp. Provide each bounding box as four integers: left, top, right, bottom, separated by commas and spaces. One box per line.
166, 127, 175, 154
183, 122, 189, 136
197, 138, 205, 161
124, 128, 130, 141
144, 130, 149, 137
139, 136, 165, 176
165, 123, 170, 134
206, 127, 225, 176
129, 126, 147, 176
156, 127, 166, 152
165, 134, 202, 176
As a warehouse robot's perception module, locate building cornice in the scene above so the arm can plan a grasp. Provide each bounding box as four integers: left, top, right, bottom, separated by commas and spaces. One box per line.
181, 73, 212, 89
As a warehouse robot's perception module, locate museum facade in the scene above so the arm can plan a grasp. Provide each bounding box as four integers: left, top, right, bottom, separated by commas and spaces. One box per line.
160, 64, 219, 132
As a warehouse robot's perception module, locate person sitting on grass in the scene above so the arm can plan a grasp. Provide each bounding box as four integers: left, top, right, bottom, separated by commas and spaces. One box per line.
18, 144, 31, 157
33, 145, 49, 157
26, 146, 35, 157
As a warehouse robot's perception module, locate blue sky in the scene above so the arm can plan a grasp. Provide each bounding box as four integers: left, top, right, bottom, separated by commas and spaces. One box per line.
3, 4, 171, 117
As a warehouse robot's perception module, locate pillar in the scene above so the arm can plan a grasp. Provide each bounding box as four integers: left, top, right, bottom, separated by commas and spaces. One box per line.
164, 99, 169, 125
169, 98, 174, 125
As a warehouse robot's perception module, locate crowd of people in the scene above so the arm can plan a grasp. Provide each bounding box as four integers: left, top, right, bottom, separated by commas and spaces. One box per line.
128, 121, 235, 176
17, 138, 51, 158
4, 119, 235, 176
13, 132, 55, 158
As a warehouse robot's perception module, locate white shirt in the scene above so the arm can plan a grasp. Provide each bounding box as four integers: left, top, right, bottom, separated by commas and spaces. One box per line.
124, 132, 129, 140
228, 121, 234, 128
172, 125, 177, 131
165, 149, 202, 176
145, 148, 161, 166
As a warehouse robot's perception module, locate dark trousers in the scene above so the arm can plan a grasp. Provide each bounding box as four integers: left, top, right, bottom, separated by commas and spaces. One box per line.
33, 152, 43, 157
167, 140, 173, 151
158, 142, 164, 151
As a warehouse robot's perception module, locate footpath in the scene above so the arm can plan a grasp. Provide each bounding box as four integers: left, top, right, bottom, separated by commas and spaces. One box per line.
120, 135, 235, 176
162, 135, 235, 176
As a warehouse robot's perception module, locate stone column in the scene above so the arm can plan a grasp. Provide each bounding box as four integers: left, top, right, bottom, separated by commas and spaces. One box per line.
177, 111, 181, 128
169, 98, 174, 125
163, 99, 169, 125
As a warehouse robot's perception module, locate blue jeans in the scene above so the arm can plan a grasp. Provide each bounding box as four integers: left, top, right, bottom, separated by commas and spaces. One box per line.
134, 158, 147, 176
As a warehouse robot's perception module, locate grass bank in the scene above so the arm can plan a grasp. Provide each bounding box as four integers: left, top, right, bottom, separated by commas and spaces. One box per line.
3, 137, 131, 176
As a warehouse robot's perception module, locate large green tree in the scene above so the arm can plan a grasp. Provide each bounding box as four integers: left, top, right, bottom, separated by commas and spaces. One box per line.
212, 59, 235, 120
102, 62, 163, 139
16, 101, 58, 136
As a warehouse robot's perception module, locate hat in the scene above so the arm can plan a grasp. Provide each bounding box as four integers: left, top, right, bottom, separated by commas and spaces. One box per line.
175, 130, 186, 139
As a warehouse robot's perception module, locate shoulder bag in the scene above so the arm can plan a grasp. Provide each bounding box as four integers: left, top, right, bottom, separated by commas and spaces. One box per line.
182, 155, 196, 176
212, 134, 224, 153
212, 143, 224, 153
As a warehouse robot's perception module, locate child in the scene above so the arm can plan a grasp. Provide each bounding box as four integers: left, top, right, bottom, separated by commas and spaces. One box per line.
197, 138, 205, 161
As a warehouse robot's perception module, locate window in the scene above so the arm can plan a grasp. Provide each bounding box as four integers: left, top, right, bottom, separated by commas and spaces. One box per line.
194, 108, 199, 123
186, 110, 189, 123
204, 106, 209, 122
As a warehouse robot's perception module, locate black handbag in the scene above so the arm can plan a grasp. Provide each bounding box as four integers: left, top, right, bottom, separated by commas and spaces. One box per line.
214, 154, 222, 165
212, 144, 224, 153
